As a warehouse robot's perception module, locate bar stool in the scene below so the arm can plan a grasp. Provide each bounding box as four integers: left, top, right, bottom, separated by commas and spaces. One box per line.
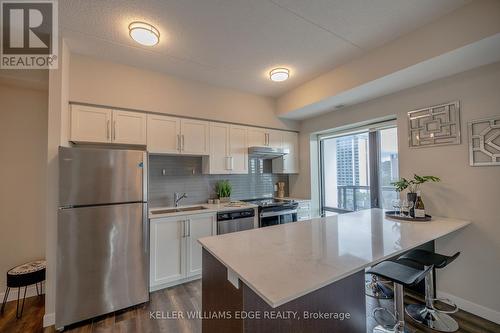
367, 260, 432, 333
366, 274, 394, 299
398, 249, 460, 332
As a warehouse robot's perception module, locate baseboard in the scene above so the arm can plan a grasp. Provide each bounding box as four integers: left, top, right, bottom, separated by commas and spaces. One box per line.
43, 312, 55, 327
149, 275, 201, 292
437, 291, 500, 324
0, 283, 44, 303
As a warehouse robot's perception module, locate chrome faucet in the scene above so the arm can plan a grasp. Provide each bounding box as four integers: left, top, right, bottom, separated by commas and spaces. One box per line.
174, 192, 187, 207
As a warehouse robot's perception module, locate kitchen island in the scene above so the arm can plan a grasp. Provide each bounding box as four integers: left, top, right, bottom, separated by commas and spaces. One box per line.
198, 208, 470, 333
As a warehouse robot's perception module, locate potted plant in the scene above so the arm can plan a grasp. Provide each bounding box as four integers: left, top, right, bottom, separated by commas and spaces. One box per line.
392, 174, 440, 208
215, 180, 232, 203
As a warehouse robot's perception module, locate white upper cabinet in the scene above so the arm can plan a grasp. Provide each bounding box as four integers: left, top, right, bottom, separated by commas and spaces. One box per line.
273, 131, 299, 174
247, 127, 282, 148
70, 105, 145, 145
146, 116, 208, 155
112, 110, 147, 145
147, 115, 181, 154
247, 127, 267, 147
268, 130, 283, 148
205, 123, 247, 174
207, 122, 230, 174
180, 119, 210, 155
229, 125, 248, 174
70, 105, 112, 143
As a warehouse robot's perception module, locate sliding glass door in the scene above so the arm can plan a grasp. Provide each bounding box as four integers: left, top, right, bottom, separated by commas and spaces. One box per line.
320, 124, 398, 215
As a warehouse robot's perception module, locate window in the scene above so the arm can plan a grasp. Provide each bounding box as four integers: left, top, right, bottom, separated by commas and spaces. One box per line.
319, 122, 399, 215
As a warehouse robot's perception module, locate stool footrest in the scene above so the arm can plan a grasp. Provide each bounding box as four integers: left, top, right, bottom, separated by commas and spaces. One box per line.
432, 298, 459, 314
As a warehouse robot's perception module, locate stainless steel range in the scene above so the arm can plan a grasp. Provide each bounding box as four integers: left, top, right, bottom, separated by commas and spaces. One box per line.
242, 198, 298, 227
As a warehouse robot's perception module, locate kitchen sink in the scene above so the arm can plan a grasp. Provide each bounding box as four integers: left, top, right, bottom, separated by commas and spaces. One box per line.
151, 206, 208, 214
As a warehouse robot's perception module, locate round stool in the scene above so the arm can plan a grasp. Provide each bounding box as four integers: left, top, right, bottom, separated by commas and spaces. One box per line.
1, 260, 46, 318
367, 260, 432, 333
398, 249, 460, 332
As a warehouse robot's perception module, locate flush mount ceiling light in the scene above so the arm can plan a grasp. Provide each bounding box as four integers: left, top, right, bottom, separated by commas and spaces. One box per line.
269, 68, 289, 82
129, 21, 160, 46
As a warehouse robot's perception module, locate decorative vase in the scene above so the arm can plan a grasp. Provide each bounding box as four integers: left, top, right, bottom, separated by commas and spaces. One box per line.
407, 192, 417, 217
219, 197, 231, 203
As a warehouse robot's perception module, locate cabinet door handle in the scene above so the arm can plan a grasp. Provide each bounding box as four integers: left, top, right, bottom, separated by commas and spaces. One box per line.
187, 219, 191, 237
106, 120, 110, 140
181, 135, 185, 151
230, 156, 234, 170
113, 120, 117, 141
266, 133, 269, 146
177, 134, 180, 151
181, 220, 185, 238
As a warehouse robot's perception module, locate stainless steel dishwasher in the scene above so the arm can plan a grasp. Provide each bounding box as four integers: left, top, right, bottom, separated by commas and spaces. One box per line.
217, 208, 255, 235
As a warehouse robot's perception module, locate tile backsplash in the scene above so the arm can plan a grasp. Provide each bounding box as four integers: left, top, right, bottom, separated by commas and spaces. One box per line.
148, 155, 289, 207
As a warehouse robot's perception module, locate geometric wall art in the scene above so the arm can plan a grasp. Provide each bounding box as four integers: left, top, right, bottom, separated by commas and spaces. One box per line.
468, 116, 500, 166
408, 101, 461, 148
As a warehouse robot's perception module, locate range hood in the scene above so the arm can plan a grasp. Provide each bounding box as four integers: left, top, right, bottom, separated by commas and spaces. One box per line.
248, 146, 288, 159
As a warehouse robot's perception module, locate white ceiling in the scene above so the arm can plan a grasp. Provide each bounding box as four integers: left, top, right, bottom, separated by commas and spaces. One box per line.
60, 0, 471, 97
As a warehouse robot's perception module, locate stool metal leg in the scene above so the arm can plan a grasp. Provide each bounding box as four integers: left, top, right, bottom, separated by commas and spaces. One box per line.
366, 274, 394, 299
16, 286, 27, 319
406, 266, 459, 332
1, 287, 10, 313
373, 282, 410, 333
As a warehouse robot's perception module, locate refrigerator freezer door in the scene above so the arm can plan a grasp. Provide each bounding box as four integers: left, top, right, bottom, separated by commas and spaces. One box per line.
59, 147, 146, 206
56, 203, 149, 328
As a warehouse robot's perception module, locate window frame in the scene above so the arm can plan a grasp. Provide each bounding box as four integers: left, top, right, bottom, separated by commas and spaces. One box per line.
318, 120, 397, 215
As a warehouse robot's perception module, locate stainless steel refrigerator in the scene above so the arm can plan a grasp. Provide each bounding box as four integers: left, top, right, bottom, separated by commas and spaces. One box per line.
56, 147, 149, 329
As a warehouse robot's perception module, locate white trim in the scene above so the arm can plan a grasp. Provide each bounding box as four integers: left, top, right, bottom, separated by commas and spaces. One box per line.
0, 284, 43, 303
43, 312, 55, 327
437, 291, 500, 325
149, 275, 200, 292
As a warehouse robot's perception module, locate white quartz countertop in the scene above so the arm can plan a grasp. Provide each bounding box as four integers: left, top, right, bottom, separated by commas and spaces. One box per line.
198, 208, 470, 308
149, 202, 258, 219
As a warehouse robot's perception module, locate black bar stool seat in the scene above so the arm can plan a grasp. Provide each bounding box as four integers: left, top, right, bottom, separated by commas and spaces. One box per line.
368, 261, 430, 286
399, 249, 460, 269
367, 260, 432, 333
398, 250, 460, 332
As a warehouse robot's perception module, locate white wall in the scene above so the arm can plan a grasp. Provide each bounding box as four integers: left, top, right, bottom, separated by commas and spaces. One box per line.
291, 62, 500, 322
0, 81, 48, 297
69, 54, 297, 131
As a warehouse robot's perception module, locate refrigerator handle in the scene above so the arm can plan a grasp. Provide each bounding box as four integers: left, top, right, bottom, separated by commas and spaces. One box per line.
142, 203, 149, 253
142, 151, 148, 202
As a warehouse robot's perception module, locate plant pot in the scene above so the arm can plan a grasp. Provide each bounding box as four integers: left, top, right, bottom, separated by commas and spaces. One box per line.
407, 192, 417, 217
219, 197, 231, 203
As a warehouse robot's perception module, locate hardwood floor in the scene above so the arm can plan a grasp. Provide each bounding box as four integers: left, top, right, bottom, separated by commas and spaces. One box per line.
1, 280, 498, 333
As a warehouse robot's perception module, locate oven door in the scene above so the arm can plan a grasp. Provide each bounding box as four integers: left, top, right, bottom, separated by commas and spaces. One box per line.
279, 211, 298, 224
260, 209, 297, 227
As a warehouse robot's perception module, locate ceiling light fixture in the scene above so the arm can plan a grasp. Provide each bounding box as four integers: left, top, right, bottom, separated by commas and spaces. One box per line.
129, 21, 160, 46
269, 68, 289, 82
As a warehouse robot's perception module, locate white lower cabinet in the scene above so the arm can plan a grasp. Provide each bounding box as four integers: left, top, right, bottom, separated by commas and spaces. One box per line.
150, 213, 216, 290
186, 214, 217, 277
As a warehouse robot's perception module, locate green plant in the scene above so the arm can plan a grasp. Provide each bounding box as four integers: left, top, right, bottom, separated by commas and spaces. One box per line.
215, 180, 232, 198
391, 174, 441, 193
